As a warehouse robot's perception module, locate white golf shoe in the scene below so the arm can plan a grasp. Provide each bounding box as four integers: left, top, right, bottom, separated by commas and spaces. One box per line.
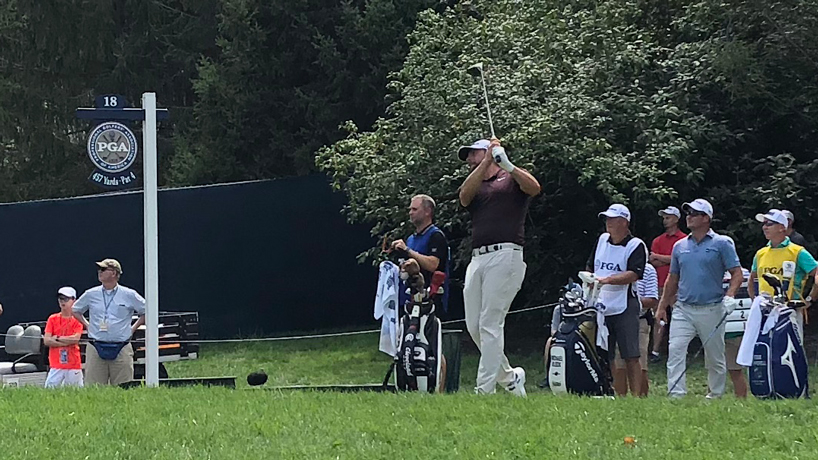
505, 367, 527, 398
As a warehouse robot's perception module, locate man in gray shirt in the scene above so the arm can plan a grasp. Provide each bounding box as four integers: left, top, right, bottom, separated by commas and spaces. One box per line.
656, 199, 742, 398
73, 259, 146, 386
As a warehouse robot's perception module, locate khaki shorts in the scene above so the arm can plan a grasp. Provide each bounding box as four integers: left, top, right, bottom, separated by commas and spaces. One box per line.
85, 342, 135, 386
615, 317, 650, 371
725, 336, 743, 371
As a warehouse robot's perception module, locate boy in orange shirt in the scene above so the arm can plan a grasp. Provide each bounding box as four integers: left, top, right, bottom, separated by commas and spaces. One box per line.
44, 287, 85, 388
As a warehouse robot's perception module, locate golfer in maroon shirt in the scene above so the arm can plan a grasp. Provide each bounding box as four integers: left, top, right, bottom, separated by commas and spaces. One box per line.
458, 138, 541, 396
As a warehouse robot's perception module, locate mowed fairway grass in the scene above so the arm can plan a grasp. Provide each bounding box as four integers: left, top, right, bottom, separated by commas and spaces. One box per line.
2, 315, 818, 459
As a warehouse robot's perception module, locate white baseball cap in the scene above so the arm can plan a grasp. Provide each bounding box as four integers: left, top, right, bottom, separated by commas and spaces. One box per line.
598, 204, 631, 222
457, 139, 491, 161
57, 287, 76, 298
682, 199, 714, 218
658, 206, 681, 218
755, 209, 788, 227
781, 209, 795, 223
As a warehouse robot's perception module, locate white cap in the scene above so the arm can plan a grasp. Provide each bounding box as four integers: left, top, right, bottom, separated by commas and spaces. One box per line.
658, 206, 681, 218
782, 209, 795, 223
598, 204, 631, 222
458, 139, 491, 161
57, 287, 76, 298
755, 209, 789, 227
682, 199, 714, 218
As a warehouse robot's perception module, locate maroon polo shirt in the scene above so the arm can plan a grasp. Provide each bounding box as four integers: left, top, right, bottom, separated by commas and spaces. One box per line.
467, 169, 531, 248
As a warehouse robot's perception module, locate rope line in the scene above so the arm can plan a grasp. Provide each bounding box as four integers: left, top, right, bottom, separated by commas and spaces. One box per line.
1, 302, 558, 345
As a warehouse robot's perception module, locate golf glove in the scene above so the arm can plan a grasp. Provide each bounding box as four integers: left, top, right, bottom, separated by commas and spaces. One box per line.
723, 296, 740, 315
492, 146, 515, 173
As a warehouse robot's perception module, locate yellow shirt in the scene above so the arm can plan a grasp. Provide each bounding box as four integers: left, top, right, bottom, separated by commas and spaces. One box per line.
753, 238, 817, 300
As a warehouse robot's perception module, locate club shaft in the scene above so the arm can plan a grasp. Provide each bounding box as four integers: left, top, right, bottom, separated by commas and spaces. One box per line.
479, 71, 495, 139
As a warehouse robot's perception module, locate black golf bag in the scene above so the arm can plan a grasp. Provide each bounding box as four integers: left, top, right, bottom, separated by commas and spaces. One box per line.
390, 270, 446, 393
749, 303, 809, 399
547, 283, 613, 396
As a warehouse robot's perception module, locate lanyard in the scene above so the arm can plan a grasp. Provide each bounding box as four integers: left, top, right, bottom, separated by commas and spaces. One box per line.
102, 287, 118, 318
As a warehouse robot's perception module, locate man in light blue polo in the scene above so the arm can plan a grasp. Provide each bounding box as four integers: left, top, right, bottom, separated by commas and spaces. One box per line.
73, 259, 146, 386
656, 199, 743, 398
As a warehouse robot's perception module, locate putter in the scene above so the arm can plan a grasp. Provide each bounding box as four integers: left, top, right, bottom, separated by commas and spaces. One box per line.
467, 63, 496, 139
666, 309, 731, 396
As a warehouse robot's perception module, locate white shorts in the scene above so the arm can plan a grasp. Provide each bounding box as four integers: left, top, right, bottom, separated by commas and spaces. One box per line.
45, 368, 84, 388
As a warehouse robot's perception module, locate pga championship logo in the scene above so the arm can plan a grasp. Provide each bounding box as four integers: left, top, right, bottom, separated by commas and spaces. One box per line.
86, 122, 138, 188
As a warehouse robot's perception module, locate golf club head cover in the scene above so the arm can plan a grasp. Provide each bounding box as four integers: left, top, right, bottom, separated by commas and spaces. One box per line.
401, 258, 421, 276
430, 271, 446, 297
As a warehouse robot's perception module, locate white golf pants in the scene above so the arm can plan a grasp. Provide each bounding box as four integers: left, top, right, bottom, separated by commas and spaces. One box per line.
667, 302, 727, 397
464, 246, 526, 394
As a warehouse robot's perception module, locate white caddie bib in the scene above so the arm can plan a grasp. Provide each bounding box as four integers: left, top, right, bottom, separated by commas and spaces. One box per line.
592, 233, 645, 316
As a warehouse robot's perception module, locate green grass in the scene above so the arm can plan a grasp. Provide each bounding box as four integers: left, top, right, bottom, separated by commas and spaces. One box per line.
2, 319, 818, 458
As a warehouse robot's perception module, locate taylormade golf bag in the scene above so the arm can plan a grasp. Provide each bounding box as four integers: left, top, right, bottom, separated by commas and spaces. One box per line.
547, 273, 613, 396
393, 270, 446, 393
749, 274, 809, 399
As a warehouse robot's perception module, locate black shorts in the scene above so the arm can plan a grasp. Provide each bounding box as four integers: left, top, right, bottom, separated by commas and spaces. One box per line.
605, 300, 641, 360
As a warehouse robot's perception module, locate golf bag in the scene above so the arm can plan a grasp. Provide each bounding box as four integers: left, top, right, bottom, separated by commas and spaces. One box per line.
749, 301, 808, 399
547, 279, 613, 396
391, 270, 446, 393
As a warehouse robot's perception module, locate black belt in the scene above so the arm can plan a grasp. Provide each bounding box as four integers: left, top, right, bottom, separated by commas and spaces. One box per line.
472, 243, 522, 257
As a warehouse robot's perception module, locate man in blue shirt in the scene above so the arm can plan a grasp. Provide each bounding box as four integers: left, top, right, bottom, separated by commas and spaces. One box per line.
389, 194, 450, 310
656, 199, 743, 398
73, 259, 146, 386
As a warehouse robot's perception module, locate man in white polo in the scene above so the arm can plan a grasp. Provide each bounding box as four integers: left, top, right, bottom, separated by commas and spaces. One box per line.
589, 203, 648, 396
73, 259, 146, 386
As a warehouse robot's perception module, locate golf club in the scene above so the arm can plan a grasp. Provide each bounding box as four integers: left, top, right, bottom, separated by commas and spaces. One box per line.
467, 63, 496, 139
666, 309, 731, 396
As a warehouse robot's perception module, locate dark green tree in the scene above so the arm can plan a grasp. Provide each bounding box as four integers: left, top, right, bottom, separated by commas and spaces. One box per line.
318, 0, 818, 300
0, 0, 218, 202
170, 0, 440, 185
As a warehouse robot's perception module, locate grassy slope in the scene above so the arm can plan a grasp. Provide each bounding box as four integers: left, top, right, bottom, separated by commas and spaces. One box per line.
2, 316, 817, 458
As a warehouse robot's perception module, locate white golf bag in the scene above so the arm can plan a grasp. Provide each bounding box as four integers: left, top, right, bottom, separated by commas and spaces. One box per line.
390, 270, 446, 393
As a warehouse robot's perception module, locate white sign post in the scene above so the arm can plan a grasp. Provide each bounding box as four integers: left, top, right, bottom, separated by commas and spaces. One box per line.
142, 92, 159, 387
